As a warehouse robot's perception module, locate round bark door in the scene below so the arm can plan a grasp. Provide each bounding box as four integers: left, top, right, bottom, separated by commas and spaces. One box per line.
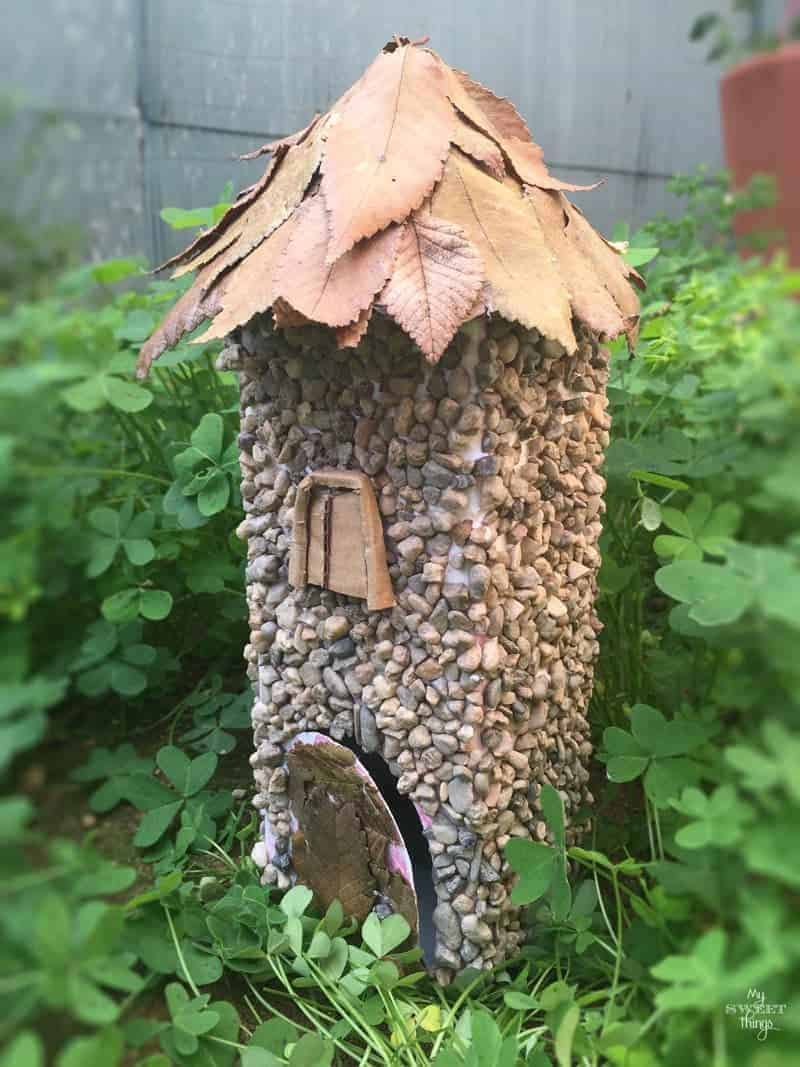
275, 732, 419, 937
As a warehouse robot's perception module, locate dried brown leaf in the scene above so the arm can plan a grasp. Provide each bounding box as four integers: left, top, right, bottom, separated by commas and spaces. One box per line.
239, 113, 321, 160
381, 212, 484, 362
526, 186, 628, 340
560, 198, 643, 340
450, 114, 506, 180
136, 263, 228, 376
273, 195, 401, 327
272, 297, 310, 329
431, 150, 576, 351
447, 69, 599, 193
291, 793, 376, 920
154, 149, 286, 277
172, 126, 323, 281
192, 217, 296, 344
336, 305, 372, 349
320, 44, 454, 262
451, 68, 532, 141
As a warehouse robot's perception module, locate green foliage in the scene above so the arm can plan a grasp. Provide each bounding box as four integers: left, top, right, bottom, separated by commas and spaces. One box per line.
599, 703, 709, 805
160, 184, 233, 232
0, 863, 141, 1036
652, 492, 740, 561
3, 171, 800, 1066
505, 784, 571, 919
689, 1, 800, 64
0, 202, 247, 766
172, 413, 240, 519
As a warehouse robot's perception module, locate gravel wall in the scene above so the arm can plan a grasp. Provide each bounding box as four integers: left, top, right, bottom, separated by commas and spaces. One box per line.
224, 310, 609, 981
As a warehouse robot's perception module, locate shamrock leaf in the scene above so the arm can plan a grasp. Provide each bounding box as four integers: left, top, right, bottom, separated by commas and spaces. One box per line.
17, 897, 142, 1027
652, 928, 774, 1011
0, 676, 67, 774
87, 499, 155, 577
657, 542, 800, 629
159, 984, 238, 1065
171, 414, 239, 518
74, 621, 158, 698
163, 479, 208, 529
725, 721, 800, 802
101, 587, 173, 624
653, 493, 740, 561
670, 784, 752, 848
124, 746, 219, 848
0, 796, 34, 844
62, 372, 152, 414
71, 743, 156, 811
157, 746, 218, 797
361, 914, 411, 958
247, 1019, 299, 1064
506, 840, 558, 904
600, 705, 708, 807
743, 818, 800, 889
54, 1028, 124, 1067
655, 559, 753, 626
505, 785, 571, 918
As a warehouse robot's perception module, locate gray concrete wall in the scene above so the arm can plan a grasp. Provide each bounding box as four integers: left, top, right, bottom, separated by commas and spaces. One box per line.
5, 0, 752, 265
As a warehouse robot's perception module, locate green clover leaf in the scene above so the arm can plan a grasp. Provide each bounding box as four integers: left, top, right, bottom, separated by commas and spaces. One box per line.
87, 499, 155, 577
505, 784, 571, 918
654, 493, 740, 561
101, 587, 173, 624
671, 784, 752, 848
171, 414, 238, 519
600, 705, 708, 807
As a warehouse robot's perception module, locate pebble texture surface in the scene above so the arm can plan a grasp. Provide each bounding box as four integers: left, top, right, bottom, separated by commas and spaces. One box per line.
227, 311, 608, 982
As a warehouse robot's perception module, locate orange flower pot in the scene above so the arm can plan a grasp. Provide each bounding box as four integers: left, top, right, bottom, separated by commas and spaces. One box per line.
720, 42, 800, 264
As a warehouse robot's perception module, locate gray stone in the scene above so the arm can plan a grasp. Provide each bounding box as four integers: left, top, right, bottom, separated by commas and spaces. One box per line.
358, 705, 380, 753
460, 940, 481, 963
452, 893, 474, 914
468, 565, 491, 598
433, 902, 462, 947
433, 733, 459, 756
431, 813, 459, 845
434, 945, 462, 970
546, 595, 568, 619
397, 535, 425, 562
323, 615, 351, 641
462, 914, 493, 945
408, 724, 432, 748
322, 667, 349, 701
276, 600, 298, 629
421, 461, 456, 489
447, 776, 474, 814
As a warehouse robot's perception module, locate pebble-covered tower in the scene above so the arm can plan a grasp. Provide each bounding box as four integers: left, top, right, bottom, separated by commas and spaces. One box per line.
140, 36, 642, 982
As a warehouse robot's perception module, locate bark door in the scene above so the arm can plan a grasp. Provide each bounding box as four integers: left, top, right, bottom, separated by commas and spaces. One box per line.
284, 733, 419, 937
306, 487, 368, 598
289, 469, 395, 610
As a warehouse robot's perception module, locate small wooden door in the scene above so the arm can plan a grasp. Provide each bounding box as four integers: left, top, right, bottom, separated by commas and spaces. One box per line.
306, 487, 368, 598
289, 470, 395, 611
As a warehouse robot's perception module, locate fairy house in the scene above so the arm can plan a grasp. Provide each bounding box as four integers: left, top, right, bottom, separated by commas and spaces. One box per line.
139, 36, 642, 981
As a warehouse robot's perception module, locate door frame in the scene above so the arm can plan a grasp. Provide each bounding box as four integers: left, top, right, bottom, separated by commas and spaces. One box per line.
289, 468, 395, 611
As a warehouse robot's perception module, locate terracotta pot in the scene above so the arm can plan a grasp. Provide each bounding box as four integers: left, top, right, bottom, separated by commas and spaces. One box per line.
720, 42, 800, 264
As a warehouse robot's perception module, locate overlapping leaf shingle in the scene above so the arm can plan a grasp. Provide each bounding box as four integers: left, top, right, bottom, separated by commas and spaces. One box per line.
381, 212, 484, 361
138, 36, 642, 376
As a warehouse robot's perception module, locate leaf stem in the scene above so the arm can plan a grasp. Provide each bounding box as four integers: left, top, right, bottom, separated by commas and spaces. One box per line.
163, 903, 201, 998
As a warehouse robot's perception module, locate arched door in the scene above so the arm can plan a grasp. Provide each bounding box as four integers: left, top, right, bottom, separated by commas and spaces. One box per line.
280, 732, 419, 939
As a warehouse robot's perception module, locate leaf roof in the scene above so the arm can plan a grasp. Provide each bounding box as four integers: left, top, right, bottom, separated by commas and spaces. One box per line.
138, 36, 643, 376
